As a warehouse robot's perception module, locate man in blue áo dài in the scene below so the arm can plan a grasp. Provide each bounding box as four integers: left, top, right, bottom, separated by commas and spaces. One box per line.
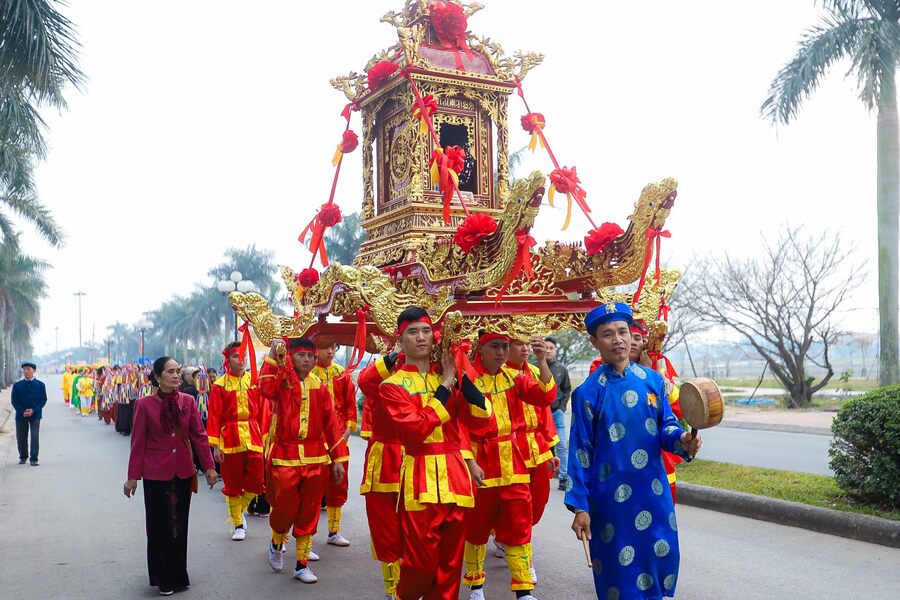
564, 302, 702, 600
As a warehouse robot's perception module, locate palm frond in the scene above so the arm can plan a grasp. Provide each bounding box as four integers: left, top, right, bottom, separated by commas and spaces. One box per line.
0, 0, 85, 101
761, 16, 867, 125
0, 212, 18, 247
0, 91, 48, 157
0, 140, 37, 194
1, 192, 65, 247
848, 19, 900, 108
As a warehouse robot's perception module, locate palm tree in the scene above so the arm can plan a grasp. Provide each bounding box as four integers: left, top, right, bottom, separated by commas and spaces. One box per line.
0, 235, 48, 386
761, 0, 900, 385
0, 0, 84, 247
208, 245, 280, 304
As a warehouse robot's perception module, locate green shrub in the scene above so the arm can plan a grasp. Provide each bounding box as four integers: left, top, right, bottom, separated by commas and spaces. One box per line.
829, 385, 900, 508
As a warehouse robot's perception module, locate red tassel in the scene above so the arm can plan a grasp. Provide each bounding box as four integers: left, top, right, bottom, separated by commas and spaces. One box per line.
495, 228, 536, 302
632, 228, 671, 307
451, 340, 478, 384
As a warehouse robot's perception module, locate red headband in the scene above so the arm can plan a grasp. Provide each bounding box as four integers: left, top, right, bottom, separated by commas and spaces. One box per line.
631, 321, 648, 335
285, 338, 318, 356
397, 316, 433, 337
478, 332, 510, 345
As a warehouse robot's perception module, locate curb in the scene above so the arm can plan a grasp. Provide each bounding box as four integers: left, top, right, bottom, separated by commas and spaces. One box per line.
678, 482, 900, 549
719, 421, 832, 437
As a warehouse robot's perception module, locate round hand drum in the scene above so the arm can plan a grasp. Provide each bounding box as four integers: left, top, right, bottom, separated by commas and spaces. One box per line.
679, 377, 724, 436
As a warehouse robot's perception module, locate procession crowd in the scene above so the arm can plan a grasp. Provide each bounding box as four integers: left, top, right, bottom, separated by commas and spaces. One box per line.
37, 303, 697, 600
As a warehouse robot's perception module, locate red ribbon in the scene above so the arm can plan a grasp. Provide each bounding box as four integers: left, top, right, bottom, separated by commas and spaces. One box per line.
632, 228, 671, 307
238, 322, 258, 382
648, 351, 678, 382
495, 228, 536, 302
658, 296, 671, 322
451, 340, 477, 386
345, 308, 368, 373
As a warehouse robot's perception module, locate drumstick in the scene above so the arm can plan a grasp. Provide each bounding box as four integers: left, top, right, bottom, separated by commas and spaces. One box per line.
578, 530, 592, 568
690, 427, 698, 440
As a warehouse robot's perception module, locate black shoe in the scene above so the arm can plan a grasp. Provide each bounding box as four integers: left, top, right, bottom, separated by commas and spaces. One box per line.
30, 461, 39, 466
18, 459, 26, 465
557, 480, 566, 491
158, 588, 174, 596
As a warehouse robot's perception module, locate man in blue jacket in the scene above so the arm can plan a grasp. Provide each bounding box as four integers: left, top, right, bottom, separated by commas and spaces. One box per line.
11, 361, 48, 466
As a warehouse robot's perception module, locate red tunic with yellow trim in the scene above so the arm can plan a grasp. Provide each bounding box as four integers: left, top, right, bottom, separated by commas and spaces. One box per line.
257, 357, 348, 467
207, 371, 266, 454
379, 364, 484, 510
312, 362, 358, 433
358, 356, 403, 494
462, 364, 556, 488
512, 362, 559, 468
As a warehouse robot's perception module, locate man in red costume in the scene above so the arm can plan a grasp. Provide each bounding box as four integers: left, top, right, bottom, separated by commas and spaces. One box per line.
257, 337, 348, 584
311, 342, 357, 547
506, 338, 560, 584
358, 350, 405, 599
461, 332, 555, 600
380, 306, 489, 600
207, 341, 267, 541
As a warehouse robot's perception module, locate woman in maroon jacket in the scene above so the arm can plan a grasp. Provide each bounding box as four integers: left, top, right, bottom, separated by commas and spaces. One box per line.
124, 356, 218, 596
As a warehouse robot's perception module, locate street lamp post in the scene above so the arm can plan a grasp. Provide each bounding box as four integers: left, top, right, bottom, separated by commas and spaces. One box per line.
137, 320, 153, 365
73, 291, 86, 348
217, 271, 255, 342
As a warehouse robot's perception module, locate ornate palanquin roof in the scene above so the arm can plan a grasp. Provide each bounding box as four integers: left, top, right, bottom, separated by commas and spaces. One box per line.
230, 0, 680, 354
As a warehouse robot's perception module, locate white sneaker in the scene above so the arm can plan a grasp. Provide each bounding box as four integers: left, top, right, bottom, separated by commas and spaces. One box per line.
231, 526, 246, 541
267, 543, 283, 572
327, 532, 350, 547
518, 596, 537, 600
293, 566, 318, 583
308, 549, 320, 561
530, 565, 537, 584
281, 542, 287, 554
491, 537, 505, 558
469, 589, 485, 600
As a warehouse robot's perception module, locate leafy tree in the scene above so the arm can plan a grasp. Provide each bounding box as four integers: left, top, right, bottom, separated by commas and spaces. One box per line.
324, 212, 365, 266
0, 235, 48, 386
761, 0, 900, 384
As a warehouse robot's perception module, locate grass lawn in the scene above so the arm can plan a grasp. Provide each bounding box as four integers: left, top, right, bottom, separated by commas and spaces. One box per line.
715, 378, 878, 392
677, 459, 900, 522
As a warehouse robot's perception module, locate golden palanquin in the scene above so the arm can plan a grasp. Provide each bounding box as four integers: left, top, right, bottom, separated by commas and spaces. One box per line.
230, 0, 680, 352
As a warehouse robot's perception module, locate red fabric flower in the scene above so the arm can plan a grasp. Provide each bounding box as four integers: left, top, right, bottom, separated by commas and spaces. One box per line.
521, 113, 545, 133
367, 60, 398, 91
340, 130, 359, 153
429, 1, 468, 46
549, 166, 581, 195
444, 145, 466, 172
454, 213, 498, 253
584, 222, 624, 255
297, 268, 319, 288
318, 203, 342, 227
414, 94, 438, 119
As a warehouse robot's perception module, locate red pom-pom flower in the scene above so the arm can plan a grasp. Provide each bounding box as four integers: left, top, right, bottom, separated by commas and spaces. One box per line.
412, 94, 439, 135
332, 129, 359, 166
428, 1, 473, 70
454, 213, 498, 253
367, 60, 398, 91
297, 268, 320, 288
521, 113, 546, 152
429, 145, 467, 222
317, 202, 342, 227
548, 166, 588, 231
584, 222, 624, 256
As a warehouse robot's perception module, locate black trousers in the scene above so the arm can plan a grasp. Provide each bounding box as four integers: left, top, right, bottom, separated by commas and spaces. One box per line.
115, 402, 133, 435
16, 419, 40, 462
142, 477, 193, 591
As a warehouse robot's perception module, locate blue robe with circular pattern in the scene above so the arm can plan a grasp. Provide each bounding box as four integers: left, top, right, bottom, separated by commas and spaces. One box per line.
563, 362, 690, 600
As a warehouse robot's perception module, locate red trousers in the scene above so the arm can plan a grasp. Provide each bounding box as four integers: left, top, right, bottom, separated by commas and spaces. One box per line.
268, 464, 325, 537
397, 503, 468, 600
529, 462, 551, 525
324, 464, 349, 507
365, 491, 401, 563
220, 451, 265, 497
466, 483, 532, 546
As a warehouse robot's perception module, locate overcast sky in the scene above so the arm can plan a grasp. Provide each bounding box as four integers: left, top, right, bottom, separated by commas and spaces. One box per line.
19, 0, 881, 355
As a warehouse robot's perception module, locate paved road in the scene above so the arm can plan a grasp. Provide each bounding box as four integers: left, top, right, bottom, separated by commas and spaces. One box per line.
1, 375, 896, 599
699, 426, 833, 475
